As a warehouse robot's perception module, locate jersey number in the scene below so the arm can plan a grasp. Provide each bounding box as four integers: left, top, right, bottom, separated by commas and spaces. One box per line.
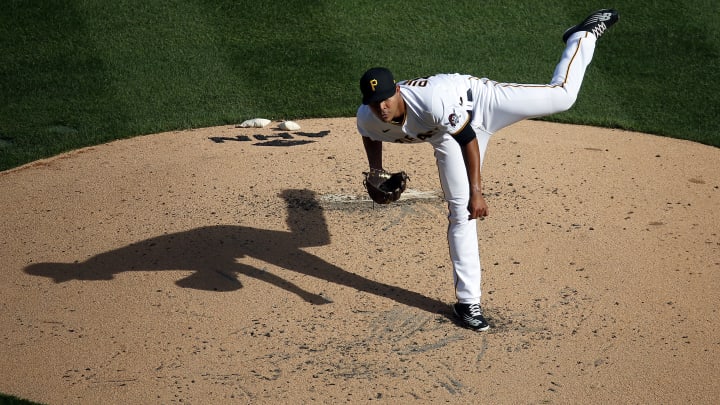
405, 77, 429, 87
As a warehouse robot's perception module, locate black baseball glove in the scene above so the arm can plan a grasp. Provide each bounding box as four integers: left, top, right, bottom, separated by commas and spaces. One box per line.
363, 169, 409, 204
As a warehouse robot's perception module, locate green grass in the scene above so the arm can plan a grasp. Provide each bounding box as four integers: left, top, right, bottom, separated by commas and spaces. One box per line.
0, 0, 718, 172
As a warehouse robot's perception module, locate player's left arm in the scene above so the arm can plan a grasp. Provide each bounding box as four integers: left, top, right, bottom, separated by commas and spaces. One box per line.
362, 135, 383, 170
358, 106, 384, 171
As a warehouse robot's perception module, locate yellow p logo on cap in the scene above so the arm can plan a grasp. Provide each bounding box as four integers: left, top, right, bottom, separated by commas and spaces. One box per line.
370, 79, 378, 92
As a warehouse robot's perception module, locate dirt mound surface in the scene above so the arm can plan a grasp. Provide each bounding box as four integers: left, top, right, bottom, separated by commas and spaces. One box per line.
1, 118, 718, 403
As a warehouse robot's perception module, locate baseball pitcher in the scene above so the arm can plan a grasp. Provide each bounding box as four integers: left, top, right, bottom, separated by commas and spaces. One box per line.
356, 9, 619, 331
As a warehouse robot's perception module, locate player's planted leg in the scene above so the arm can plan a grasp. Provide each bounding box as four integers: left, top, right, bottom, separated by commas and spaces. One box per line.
453, 303, 490, 331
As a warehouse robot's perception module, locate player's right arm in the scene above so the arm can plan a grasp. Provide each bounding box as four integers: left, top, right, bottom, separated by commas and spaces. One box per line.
461, 137, 489, 219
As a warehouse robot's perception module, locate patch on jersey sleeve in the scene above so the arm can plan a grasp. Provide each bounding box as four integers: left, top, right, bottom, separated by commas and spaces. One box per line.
448, 112, 462, 127
446, 108, 470, 130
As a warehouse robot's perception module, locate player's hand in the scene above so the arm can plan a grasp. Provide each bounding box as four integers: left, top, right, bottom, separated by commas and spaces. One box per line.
468, 193, 489, 220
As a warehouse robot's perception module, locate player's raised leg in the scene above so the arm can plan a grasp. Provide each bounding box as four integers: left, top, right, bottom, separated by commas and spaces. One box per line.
476, 9, 618, 134
563, 9, 619, 43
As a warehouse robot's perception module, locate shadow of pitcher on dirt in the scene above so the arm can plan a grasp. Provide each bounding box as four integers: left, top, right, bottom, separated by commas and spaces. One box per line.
25, 189, 447, 314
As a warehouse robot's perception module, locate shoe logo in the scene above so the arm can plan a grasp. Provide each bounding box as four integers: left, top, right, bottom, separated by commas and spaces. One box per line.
588, 12, 613, 24
382, 129, 390, 133
463, 315, 482, 327
598, 12, 613, 22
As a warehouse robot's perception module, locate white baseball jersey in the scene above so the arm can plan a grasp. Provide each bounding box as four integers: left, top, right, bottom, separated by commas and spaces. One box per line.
357, 73, 477, 145
357, 32, 598, 305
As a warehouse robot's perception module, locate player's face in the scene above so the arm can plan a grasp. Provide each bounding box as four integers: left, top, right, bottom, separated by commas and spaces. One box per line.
368, 86, 402, 123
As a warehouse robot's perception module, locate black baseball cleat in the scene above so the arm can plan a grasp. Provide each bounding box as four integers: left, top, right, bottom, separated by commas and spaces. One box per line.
563, 9, 619, 43
453, 303, 490, 331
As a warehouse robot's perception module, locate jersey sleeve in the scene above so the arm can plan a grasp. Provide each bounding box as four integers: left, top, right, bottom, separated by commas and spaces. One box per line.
356, 105, 378, 140
433, 92, 472, 137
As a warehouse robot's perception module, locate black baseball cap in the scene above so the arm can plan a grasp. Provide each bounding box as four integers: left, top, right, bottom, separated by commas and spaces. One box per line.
360, 67, 396, 105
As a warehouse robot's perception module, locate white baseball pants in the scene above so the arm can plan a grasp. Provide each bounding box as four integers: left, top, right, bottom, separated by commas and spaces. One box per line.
431, 32, 598, 304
